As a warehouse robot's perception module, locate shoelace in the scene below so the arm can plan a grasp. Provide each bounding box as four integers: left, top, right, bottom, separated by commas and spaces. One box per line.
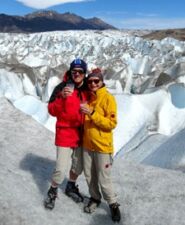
111, 203, 120, 209
48, 191, 57, 199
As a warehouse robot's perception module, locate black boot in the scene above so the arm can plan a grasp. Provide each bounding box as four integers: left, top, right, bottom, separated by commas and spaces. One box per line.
44, 186, 58, 210
109, 202, 121, 222
65, 181, 83, 203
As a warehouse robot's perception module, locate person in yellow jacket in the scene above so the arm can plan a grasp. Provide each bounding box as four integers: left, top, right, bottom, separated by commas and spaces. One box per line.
80, 68, 121, 222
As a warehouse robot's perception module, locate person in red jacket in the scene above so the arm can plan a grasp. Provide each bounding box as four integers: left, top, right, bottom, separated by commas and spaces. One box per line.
44, 58, 88, 210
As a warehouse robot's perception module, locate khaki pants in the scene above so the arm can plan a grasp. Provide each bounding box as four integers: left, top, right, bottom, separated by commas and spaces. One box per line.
52, 146, 83, 185
83, 149, 117, 205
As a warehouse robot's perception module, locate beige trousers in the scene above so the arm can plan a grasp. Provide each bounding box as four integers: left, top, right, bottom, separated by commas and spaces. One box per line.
83, 149, 117, 205
52, 146, 83, 185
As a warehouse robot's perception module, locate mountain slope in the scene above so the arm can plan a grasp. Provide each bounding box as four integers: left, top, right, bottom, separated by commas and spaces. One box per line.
1, 97, 185, 225
142, 28, 185, 41
0, 11, 116, 33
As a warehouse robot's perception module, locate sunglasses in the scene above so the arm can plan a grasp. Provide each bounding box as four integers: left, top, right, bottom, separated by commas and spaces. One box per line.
87, 79, 100, 84
71, 70, 84, 75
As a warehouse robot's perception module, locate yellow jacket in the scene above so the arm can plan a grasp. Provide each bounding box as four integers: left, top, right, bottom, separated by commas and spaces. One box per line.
83, 86, 117, 154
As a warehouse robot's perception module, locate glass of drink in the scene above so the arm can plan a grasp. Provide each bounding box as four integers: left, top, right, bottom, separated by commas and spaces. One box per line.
66, 82, 74, 92
80, 101, 87, 108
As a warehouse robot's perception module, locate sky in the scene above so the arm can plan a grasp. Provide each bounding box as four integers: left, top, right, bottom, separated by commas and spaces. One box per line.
0, 0, 185, 29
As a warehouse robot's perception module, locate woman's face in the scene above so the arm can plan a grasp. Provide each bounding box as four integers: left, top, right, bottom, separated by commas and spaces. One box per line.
87, 78, 103, 92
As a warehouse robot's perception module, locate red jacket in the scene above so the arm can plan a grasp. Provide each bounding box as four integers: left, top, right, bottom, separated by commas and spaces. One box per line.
48, 82, 87, 147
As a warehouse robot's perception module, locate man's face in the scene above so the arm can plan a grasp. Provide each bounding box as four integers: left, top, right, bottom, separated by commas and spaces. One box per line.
71, 68, 85, 85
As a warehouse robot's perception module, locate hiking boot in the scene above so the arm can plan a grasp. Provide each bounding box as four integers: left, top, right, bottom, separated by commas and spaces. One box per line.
65, 181, 84, 203
109, 202, 121, 222
44, 186, 58, 210
84, 197, 101, 213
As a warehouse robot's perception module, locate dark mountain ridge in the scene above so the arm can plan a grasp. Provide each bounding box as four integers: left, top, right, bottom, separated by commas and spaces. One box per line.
0, 10, 117, 33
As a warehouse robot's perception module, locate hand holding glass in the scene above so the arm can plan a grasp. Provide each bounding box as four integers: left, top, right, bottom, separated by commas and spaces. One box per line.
63, 83, 74, 97
80, 102, 93, 115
